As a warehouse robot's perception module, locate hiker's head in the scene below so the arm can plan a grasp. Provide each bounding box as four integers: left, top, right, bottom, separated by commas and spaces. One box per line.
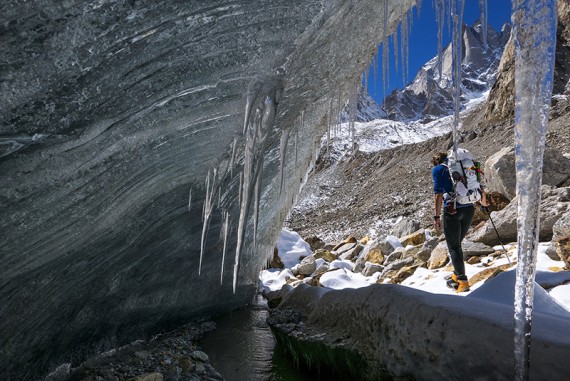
432, 152, 447, 166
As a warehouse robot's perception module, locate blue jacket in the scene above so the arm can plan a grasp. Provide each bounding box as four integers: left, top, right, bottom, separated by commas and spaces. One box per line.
432, 163, 471, 208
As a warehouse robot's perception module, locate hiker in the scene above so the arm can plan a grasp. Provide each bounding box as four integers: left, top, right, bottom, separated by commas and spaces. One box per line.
431, 151, 489, 292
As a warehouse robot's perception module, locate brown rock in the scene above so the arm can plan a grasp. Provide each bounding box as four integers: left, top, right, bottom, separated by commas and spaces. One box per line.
314, 249, 337, 262
364, 246, 385, 265
304, 236, 325, 251
427, 242, 449, 269
268, 247, 284, 269
400, 229, 426, 247
332, 236, 358, 251
552, 211, 570, 269
391, 265, 419, 284
468, 263, 516, 288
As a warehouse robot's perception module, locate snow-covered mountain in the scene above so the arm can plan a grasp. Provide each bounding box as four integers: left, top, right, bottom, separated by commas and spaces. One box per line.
382, 21, 511, 122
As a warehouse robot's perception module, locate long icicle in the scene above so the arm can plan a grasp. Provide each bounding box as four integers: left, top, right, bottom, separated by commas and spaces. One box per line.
511, 1, 557, 380
450, 0, 466, 155
478, 0, 488, 49
220, 210, 229, 285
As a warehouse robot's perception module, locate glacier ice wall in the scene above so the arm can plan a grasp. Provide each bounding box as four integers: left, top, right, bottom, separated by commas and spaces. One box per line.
0, 0, 414, 378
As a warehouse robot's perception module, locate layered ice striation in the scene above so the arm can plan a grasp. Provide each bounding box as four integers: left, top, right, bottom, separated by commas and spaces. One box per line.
0, 0, 415, 378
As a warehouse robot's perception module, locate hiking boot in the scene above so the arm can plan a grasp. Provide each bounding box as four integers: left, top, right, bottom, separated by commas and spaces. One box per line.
445, 274, 459, 290
446, 274, 470, 292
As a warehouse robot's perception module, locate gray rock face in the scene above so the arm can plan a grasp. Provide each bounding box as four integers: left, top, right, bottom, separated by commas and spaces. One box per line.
384, 21, 510, 122
0, 1, 414, 378
470, 186, 570, 245
485, 146, 570, 200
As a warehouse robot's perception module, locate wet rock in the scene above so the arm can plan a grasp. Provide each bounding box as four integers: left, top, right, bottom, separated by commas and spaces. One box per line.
132, 373, 164, 381
191, 351, 209, 362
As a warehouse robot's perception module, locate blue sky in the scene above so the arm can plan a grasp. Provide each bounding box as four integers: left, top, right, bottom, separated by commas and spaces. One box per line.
367, 0, 513, 104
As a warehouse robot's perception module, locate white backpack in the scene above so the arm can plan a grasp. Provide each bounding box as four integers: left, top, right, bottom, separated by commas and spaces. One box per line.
446, 148, 483, 204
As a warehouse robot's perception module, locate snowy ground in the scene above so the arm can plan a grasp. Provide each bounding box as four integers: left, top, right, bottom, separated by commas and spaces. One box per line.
259, 228, 570, 314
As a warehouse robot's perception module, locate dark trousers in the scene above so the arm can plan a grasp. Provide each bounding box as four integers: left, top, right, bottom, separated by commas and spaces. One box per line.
443, 205, 475, 276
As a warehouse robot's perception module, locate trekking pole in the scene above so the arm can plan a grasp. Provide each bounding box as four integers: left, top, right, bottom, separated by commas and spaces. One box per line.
481, 206, 512, 265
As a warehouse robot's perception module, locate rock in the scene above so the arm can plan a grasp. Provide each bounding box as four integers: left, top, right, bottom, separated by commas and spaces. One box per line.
314, 249, 337, 262
467, 256, 481, 264
363, 262, 384, 277
363, 244, 385, 265
314, 262, 330, 277
384, 247, 404, 265
339, 244, 364, 261
390, 218, 421, 239
354, 256, 367, 273
414, 236, 440, 262
323, 242, 337, 251
297, 256, 317, 276
268, 247, 285, 269
191, 350, 209, 362
304, 236, 326, 251
427, 242, 449, 269
360, 236, 371, 245
133, 373, 164, 381
485, 147, 570, 200
331, 236, 358, 251
545, 242, 562, 261
472, 191, 511, 225
470, 186, 570, 245
552, 211, 570, 269
399, 229, 426, 247
391, 265, 419, 284
333, 242, 357, 257
462, 240, 495, 257
195, 363, 206, 374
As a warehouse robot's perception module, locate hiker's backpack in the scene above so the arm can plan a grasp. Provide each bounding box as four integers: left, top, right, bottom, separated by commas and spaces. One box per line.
446, 148, 483, 204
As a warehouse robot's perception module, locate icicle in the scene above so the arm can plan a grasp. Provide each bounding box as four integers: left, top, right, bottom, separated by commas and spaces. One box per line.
435, 0, 445, 79
220, 210, 229, 285
401, 12, 409, 85
230, 137, 238, 177
511, 1, 557, 380
188, 188, 192, 212
252, 162, 262, 250
200, 167, 217, 276
382, 0, 389, 102
478, 0, 488, 49
233, 79, 280, 293
393, 29, 399, 74
279, 128, 290, 195
327, 98, 333, 158
450, 0, 466, 153
348, 78, 359, 153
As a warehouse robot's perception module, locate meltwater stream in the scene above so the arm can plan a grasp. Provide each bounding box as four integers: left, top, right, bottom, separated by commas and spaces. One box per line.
200, 294, 313, 381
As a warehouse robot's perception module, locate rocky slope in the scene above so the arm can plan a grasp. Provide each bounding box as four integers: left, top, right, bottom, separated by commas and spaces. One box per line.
289, 1, 570, 243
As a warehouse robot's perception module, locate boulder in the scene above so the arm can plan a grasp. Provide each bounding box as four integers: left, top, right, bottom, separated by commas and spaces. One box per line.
470, 186, 570, 245
331, 236, 358, 251
384, 247, 404, 265
314, 249, 337, 262
340, 244, 364, 261
390, 218, 421, 238
462, 240, 495, 258
364, 244, 385, 265
304, 236, 326, 251
268, 247, 285, 269
297, 256, 317, 276
391, 265, 419, 284
363, 262, 384, 277
472, 191, 511, 225
399, 229, 426, 247
428, 242, 449, 269
333, 242, 357, 257
552, 211, 570, 269
485, 147, 570, 200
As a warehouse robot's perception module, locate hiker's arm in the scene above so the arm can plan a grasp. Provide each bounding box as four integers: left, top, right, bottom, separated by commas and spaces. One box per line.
434, 192, 443, 228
